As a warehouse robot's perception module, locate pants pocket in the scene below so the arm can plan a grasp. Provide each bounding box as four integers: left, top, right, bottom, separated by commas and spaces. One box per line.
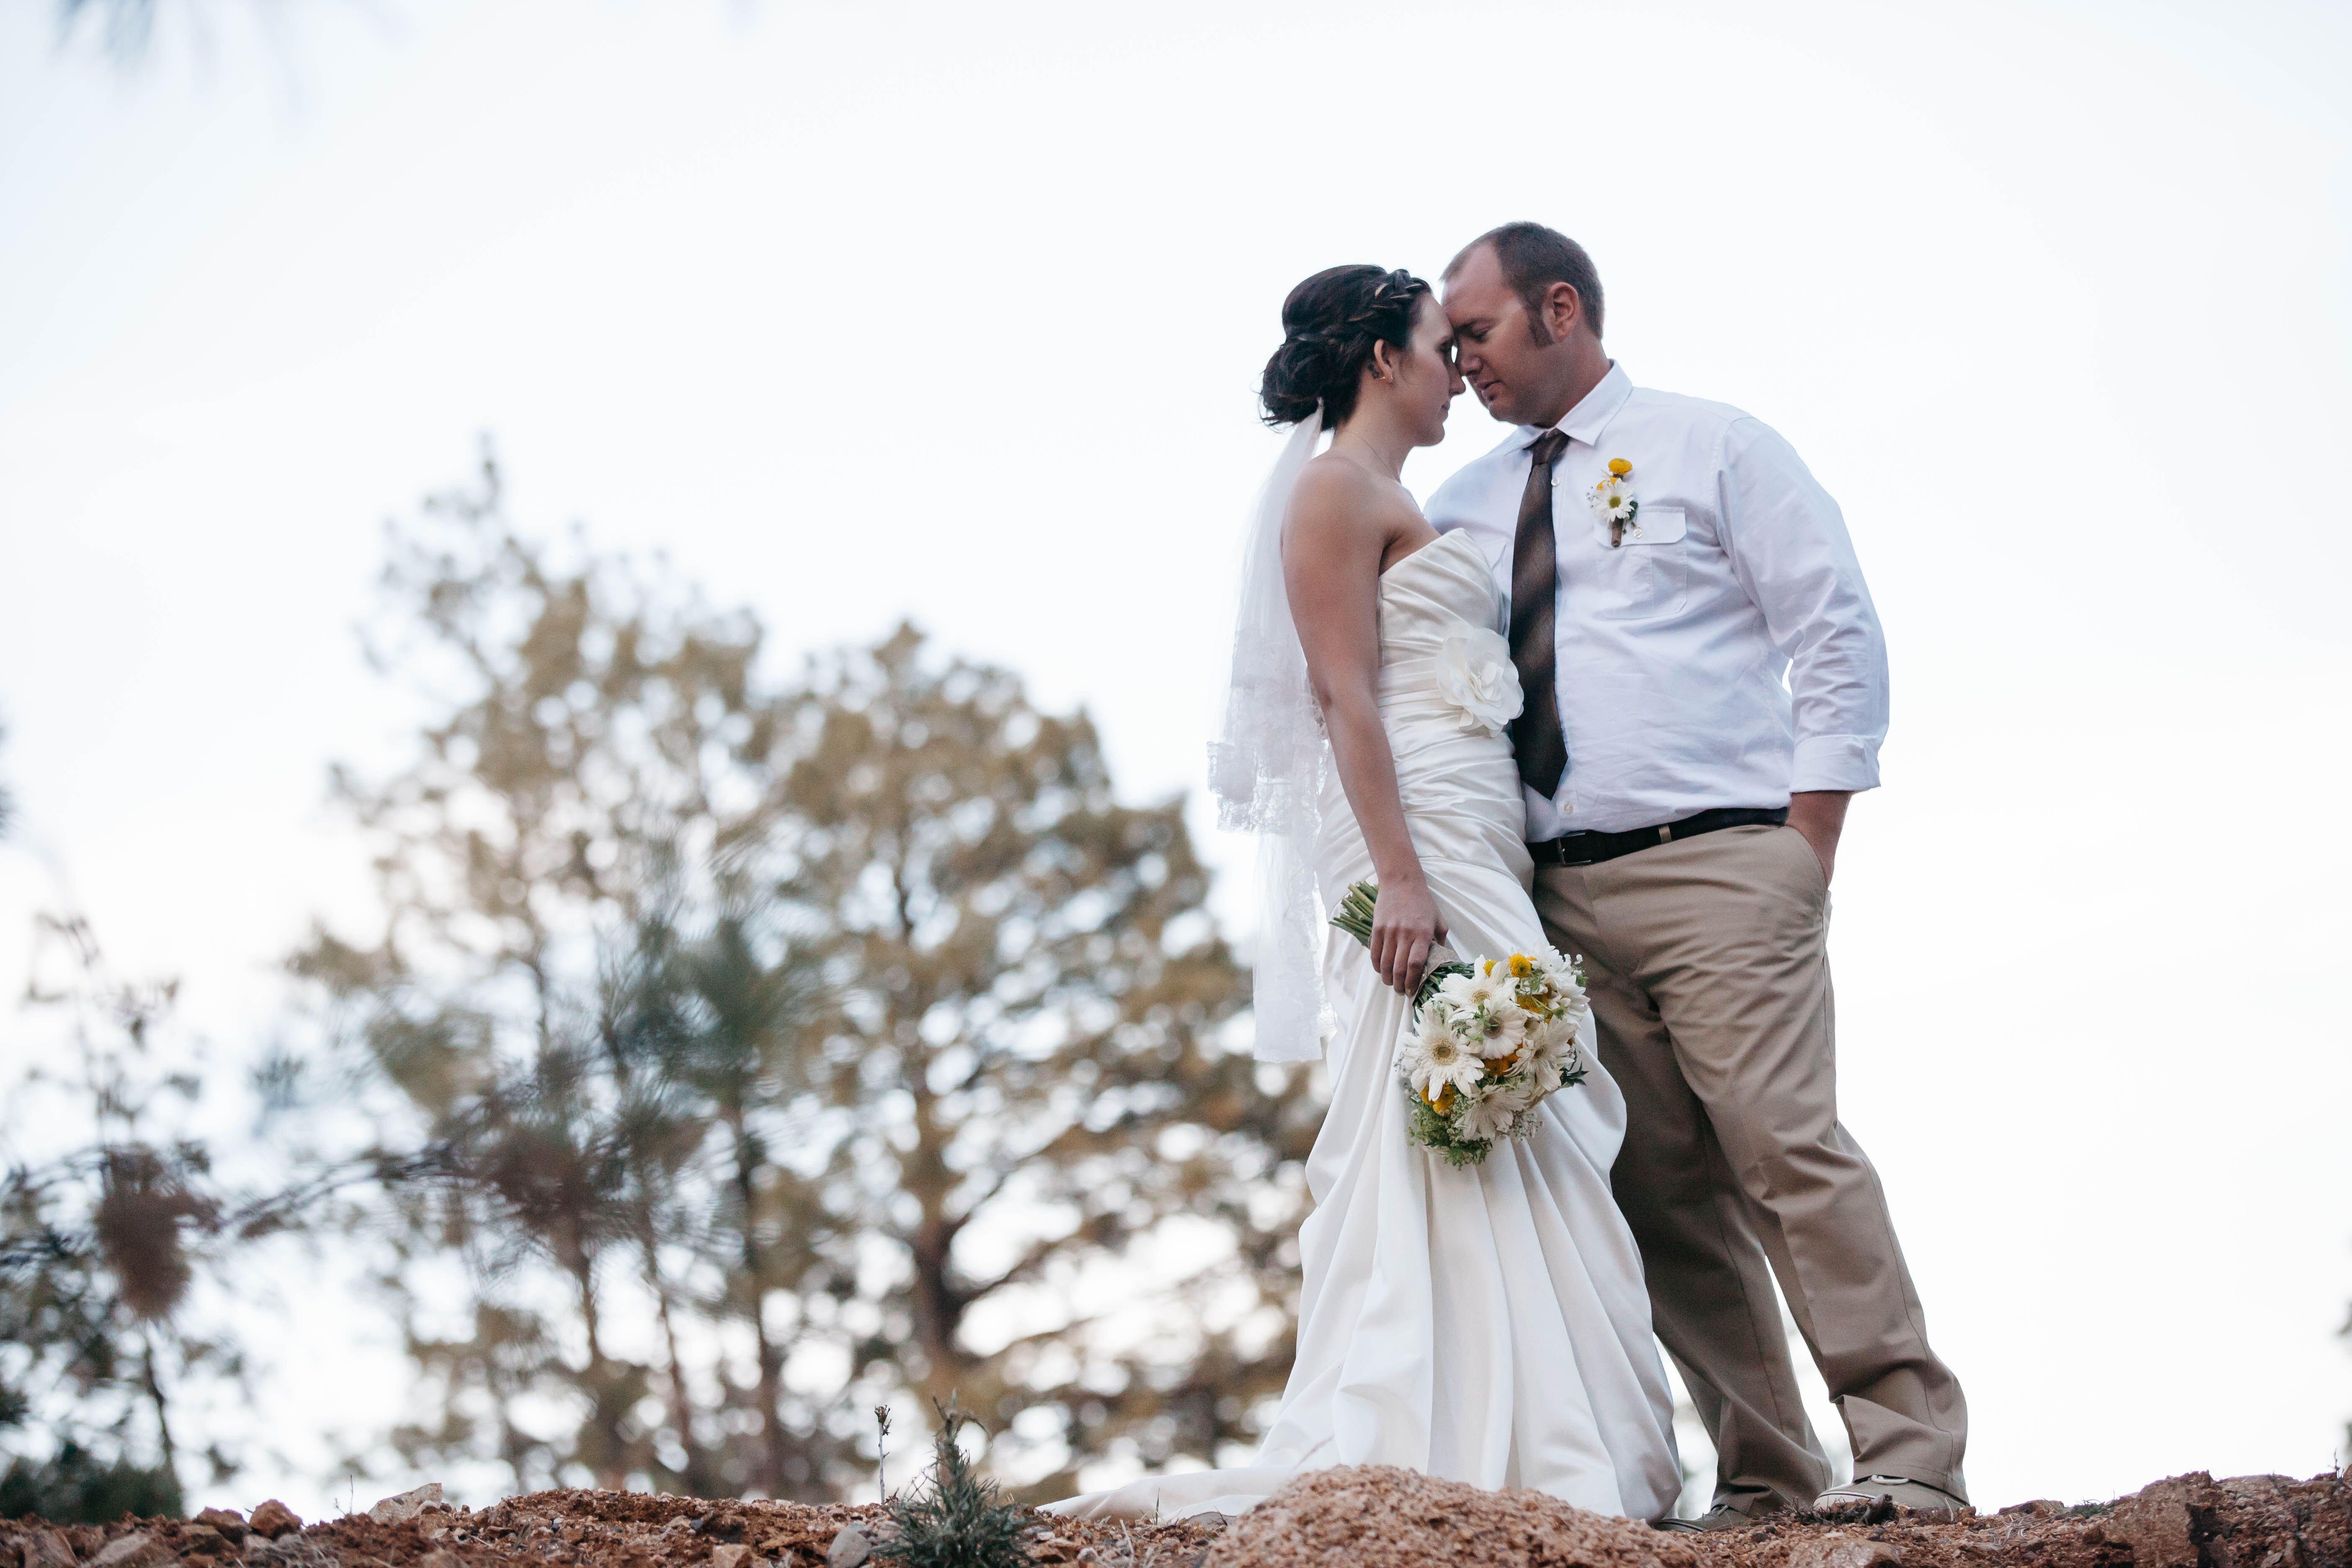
1775, 824, 1828, 903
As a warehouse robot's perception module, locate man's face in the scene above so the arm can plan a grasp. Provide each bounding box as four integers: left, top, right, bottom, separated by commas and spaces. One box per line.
1443, 245, 1555, 427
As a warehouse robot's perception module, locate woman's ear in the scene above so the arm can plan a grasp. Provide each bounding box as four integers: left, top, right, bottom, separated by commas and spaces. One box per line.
1369, 338, 1396, 383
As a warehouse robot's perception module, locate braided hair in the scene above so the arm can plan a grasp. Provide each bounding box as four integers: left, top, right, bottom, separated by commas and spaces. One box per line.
1259, 265, 1434, 430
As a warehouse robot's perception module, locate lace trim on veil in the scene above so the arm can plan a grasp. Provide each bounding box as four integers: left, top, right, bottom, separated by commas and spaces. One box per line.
1209, 413, 1333, 1063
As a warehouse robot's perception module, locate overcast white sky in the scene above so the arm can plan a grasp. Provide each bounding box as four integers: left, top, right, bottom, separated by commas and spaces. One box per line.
2, 0, 2349, 1521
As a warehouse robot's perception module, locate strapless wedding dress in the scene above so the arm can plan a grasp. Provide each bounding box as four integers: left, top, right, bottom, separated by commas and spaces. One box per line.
1049, 529, 1681, 1522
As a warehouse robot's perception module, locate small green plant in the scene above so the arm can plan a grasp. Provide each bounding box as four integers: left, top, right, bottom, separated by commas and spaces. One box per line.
879, 1401, 1030, 1568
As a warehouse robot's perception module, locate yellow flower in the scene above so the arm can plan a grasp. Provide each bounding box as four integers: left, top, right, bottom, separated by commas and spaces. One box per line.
1608, 457, 1632, 477
1428, 1083, 1457, 1114
1508, 954, 1537, 977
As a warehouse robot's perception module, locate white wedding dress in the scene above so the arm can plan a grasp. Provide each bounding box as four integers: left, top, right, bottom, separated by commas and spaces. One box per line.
1050, 529, 1683, 1522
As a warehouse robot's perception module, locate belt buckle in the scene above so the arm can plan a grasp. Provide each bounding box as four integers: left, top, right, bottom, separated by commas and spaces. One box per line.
1555, 833, 1597, 868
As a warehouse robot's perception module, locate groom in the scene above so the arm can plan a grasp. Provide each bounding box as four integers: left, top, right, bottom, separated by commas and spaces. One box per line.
1427, 222, 1968, 1527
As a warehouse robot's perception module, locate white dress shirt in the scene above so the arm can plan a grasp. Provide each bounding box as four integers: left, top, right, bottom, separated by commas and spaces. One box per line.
1425, 363, 1888, 838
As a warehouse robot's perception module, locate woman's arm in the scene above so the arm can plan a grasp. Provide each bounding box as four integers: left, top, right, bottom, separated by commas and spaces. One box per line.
1284, 462, 1444, 995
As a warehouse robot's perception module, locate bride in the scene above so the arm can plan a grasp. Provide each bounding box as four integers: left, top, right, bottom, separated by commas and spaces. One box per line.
1049, 265, 1681, 1522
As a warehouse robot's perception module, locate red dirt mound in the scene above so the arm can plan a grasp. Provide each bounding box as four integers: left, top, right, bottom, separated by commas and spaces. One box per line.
1201, 1467, 2348, 1568
1, 1466, 2342, 1568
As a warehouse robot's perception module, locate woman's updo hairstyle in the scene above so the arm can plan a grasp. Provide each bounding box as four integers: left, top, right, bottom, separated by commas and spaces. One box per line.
1259, 264, 1433, 430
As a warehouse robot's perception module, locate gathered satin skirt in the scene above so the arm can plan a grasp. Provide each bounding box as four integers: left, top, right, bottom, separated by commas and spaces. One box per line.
1047, 698, 1681, 1522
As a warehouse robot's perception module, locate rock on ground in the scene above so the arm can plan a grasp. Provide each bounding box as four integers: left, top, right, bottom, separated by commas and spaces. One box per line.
246, 1504, 302, 1542
370, 1489, 445, 1527
0, 1465, 2340, 1568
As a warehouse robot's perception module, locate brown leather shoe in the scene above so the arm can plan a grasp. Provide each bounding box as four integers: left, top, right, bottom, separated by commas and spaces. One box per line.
1654, 1503, 1774, 1533
1813, 1476, 1968, 1520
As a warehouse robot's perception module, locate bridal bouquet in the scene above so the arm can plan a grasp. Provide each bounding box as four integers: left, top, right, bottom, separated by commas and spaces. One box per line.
1330, 881, 1591, 1167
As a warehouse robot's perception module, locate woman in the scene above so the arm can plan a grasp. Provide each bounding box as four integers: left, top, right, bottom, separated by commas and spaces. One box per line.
1050, 266, 1680, 1522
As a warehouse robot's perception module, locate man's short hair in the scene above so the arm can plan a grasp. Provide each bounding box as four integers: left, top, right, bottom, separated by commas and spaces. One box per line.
1445, 222, 1604, 342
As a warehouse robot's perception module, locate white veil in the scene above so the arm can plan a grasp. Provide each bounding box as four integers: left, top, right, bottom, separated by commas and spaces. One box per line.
1208, 412, 1332, 1063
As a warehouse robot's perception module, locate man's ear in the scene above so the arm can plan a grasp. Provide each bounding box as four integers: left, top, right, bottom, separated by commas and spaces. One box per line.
1545, 281, 1583, 341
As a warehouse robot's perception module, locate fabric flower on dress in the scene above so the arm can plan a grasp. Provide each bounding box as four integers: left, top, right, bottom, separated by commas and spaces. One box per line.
1434, 626, 1523, 735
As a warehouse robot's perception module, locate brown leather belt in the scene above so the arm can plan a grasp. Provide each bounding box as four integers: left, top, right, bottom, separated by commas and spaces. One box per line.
1527, 807, 1790, 869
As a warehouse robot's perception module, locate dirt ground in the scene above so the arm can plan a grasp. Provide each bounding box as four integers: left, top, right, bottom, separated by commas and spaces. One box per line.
3, 1465, 2344, 1568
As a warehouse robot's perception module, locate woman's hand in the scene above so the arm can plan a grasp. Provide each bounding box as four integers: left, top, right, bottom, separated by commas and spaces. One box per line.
1369, 877, 1447, 995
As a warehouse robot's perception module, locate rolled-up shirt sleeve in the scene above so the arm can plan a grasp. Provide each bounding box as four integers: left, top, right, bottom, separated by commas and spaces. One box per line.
1716, 418, 1890, 794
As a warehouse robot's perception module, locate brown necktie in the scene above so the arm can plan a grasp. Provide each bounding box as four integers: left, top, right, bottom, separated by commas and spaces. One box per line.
1509, 429, 1572, 797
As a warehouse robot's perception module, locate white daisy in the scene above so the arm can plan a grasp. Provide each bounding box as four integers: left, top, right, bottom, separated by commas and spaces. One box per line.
1589, 479, 1637, 525
1456, 970, 1512, 1016
1472, 998, 1531, 1060
1521, 1008, 1578, 1087
1399, 1013, 1485, 1104
1461, 1079, 1539, 1143
1531, 1006, 1580, 1052
1431, 972, 1482, 1013
1537, 955, 1587, 1009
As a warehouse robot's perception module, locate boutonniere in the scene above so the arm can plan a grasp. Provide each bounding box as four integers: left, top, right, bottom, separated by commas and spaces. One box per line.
1589, 457, 1639, 547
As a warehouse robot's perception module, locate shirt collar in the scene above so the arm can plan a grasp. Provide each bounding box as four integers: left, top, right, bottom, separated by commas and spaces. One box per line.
1522, 360, 1632, 451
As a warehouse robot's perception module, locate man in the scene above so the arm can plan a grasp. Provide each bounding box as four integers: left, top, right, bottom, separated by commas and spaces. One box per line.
1427, 222, 1968, 1527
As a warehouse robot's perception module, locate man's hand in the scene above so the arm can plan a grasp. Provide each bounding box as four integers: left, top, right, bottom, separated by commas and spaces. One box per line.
1786, 791, 1852, 887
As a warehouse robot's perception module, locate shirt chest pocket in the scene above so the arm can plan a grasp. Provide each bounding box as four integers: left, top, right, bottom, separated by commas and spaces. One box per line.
1589, 504, 1687, 620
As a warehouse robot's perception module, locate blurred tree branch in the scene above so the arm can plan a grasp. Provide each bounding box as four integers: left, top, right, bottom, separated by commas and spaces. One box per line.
2, 916, 233, 1521
283, 444, 1317, 1502
55, 0, 162, 61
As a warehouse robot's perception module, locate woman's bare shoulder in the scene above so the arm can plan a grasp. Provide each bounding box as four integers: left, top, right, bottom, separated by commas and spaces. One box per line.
1289, 452, 1418, 536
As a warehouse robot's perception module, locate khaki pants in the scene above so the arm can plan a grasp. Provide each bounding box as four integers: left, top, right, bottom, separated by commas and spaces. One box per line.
1533, 823, 1967, 1511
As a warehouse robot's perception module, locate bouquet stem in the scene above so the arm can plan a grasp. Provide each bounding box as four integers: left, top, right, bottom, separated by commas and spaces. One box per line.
1331, 880, 1379, 947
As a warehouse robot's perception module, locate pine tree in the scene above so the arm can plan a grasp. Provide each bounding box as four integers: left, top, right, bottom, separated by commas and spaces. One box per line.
880, 1404, 1029, 1568
0, 918, 249, 1520
767, 628, 1317, 1493
292, 451, 1318, 1500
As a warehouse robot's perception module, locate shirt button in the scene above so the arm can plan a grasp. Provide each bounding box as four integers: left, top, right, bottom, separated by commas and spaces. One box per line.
1562, 802, 1574, 814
